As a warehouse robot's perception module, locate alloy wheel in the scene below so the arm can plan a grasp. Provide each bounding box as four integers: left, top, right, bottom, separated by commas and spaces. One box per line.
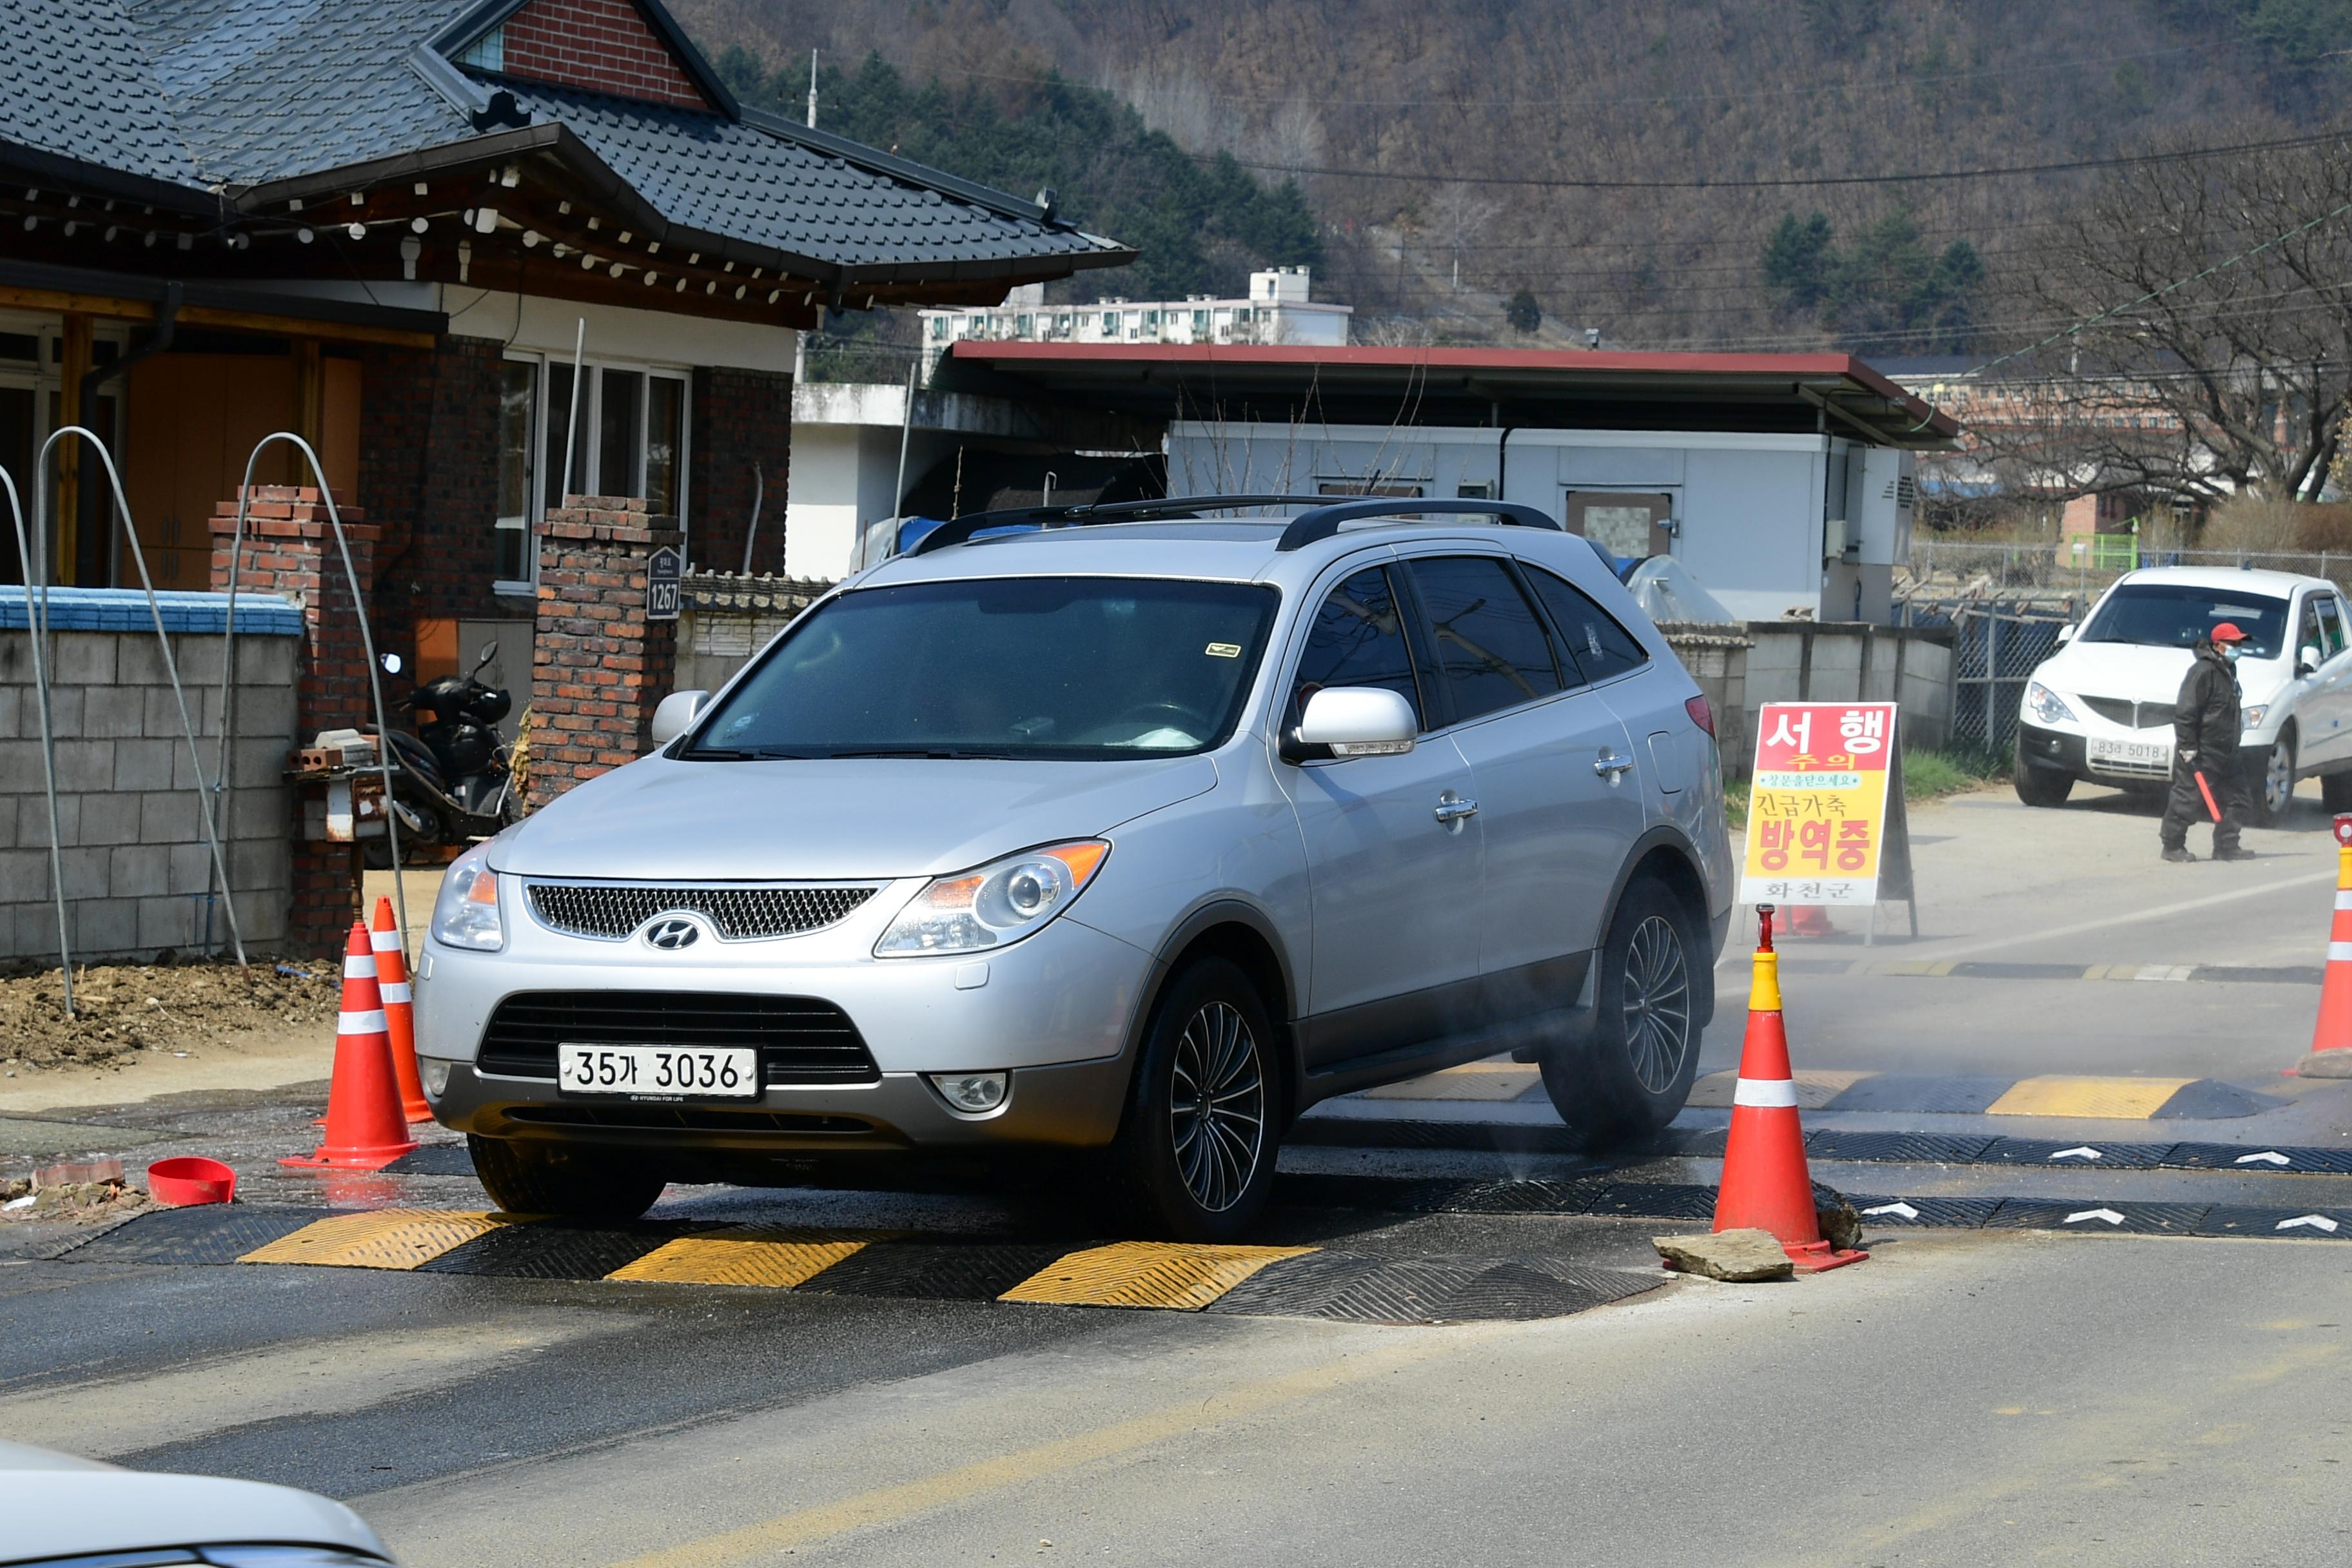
1169, 1000, 1266, 1213
1622, 914, 1693, 1094
2266, 745, 2293, 816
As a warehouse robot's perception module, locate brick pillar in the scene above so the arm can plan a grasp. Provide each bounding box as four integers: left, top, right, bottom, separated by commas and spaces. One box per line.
210, 485, 380, 956
529, 496, 681, 808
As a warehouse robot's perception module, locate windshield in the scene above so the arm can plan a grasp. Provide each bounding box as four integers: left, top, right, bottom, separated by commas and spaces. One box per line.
2078, 584, 2288, 659
686, 576, 1279, 761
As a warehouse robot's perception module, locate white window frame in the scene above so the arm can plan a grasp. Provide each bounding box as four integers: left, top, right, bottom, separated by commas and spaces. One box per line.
496, 349, 692, 598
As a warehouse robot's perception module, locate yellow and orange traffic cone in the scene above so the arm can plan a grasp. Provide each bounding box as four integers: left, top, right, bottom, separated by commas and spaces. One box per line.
1712, 905, 1867, 1271
280, 922, 419, 1171
371, 897, 431, 1121
2298, 815, 2352, 1079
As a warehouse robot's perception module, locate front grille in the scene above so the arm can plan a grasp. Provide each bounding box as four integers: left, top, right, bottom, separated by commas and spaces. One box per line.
525, 881, 878, 941
477, 991, 878, 1084
2081, 696, 2170, 730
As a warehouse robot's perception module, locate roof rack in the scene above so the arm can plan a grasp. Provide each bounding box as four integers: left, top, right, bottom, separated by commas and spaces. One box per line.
1273, 498, 1562, 551
903, 495, 1327, 556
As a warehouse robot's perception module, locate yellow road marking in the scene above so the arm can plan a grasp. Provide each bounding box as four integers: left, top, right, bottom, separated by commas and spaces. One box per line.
1985, 1075, 2195, 1119
997, 1241, 1317, 1310
607, 1228, 892, 1288
237, 1209, 511, 1269
608, 1323, 1505, 1568
1360, 1062, 1541, 1101
1685, 1068, 1872, 1110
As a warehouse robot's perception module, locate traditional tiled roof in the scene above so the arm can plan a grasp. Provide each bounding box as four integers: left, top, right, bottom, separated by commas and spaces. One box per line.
0, 0, 1129, 280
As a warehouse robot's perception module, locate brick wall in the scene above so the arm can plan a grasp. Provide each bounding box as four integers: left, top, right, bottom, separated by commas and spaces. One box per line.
0, 611, 295, 962
210, 488, 384, 954
690, 366, 794, 576
498, 0, 709, 109
528, 498, 681, 807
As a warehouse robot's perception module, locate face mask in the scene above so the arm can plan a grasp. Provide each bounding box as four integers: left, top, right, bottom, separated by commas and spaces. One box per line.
2222, 646, 2240, 663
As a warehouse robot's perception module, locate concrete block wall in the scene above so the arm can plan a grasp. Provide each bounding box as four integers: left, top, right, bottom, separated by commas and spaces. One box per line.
0, 594, 299, 962
1669, 622, 1954, 778
674, 573, 832, 695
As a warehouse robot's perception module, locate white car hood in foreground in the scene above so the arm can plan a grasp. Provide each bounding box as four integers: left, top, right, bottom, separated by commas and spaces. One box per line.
495, 752, 1221, 881
2037, 640, 2285, 710
0, 1444, 389, 1561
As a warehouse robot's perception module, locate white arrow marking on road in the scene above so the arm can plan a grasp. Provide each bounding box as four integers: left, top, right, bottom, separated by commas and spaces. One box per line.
2277, 1214, 2341, 1233
1861, 1202, 1920, 1219
2235, 1151, 2292, 1166
2064, 1208, 2126, 1226
2050, 1146, 2104, 1161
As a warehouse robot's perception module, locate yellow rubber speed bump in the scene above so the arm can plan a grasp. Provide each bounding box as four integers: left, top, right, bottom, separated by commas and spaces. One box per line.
999, 1241, 1316, 1310
606, 1228, 895, 1288
237, 1209, 511, 1270
1985, 1075, 2194, 1119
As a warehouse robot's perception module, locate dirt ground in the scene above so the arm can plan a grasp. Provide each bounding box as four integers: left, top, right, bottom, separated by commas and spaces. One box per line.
0, 960, 339, 1072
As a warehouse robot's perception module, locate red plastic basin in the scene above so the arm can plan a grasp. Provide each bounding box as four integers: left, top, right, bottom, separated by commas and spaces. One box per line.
146, 1156, 237, 1207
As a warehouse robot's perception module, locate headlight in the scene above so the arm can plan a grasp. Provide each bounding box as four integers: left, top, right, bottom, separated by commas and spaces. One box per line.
430, 843, 505, 951
2026, 681, 2078, 726
2241, 703, 2268, 730
875, 841, 1109, 957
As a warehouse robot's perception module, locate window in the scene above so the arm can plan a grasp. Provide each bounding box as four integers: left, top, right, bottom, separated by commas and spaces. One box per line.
493, 360, 536, 585
2326, 595, 2351, 658
1456, 482, 1493, 500
1525, 566, 1649, 685
596, 368, 642, 497
1405, 557, 1562, 723
2298, 596, 2326, 665
645, 376, 684, 517
1291, 568, 1424, 729
2079, 585, 2287, 658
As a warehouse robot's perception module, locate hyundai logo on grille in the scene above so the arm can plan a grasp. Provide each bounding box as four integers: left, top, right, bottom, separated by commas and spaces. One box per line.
643, 917, 703, 951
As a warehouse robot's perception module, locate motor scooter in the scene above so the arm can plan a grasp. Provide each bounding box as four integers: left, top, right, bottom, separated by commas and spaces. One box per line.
364, 642, 522, 864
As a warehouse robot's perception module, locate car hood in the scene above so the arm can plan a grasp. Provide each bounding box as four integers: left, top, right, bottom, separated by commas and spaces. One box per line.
0, 1467, 389, 1562
2039, 641, 2288, 706
495, 753, 1220, 881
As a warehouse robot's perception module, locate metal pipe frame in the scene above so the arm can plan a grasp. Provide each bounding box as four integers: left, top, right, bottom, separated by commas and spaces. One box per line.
3, 466, 74, 1014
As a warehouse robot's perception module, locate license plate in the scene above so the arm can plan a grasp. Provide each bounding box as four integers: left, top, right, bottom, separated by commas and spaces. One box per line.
557, 1044, 760, 1101
2088, 737, 2170, 770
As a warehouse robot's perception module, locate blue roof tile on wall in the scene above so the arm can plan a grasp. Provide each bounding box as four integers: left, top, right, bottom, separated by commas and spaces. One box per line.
0, 587, 304, 636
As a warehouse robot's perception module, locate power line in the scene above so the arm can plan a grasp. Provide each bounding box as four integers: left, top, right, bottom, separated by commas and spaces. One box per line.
1202, 129, 2352, 192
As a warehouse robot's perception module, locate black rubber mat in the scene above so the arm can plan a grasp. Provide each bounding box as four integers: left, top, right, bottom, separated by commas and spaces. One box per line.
415, 1220, 699, 1279
382, 1145, 477, 1177
2191, 1206, 2352, 1239
1277, 1173, 1476, 1213
2165, 1142, 2352, 1173
1845, 1195, 2005, 1229
1984, 1200, 2213, 1233
1807, 1131, 2000, 1164
1819, 1074, 2015, 1114
794, 1240, 1077, 1300
2193, 965, 2322, 985
1202, 1251, 1393, 1317
49, 1205, 328, 1264
1442, 1177, 1614, 1215
1946, 961, 2092, 981
1583, 1182, 1718, 1220
1979, 1138, 2177, 1170
2151, 1080, 2279, 1119
1309, 1259, 1659, 1324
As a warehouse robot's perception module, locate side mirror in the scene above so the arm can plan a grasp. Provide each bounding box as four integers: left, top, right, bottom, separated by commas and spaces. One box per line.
649, 689, 709, 747
2055, 624, 2075, 645
475, 640, 500, 672
1286, 687, 1417, 763
379, 652, 404, 675
2299, 644, 2322, 678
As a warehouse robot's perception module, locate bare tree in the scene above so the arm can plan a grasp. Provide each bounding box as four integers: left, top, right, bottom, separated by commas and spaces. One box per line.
1989, 128, 2352, 508
1430, 182, 1502, 294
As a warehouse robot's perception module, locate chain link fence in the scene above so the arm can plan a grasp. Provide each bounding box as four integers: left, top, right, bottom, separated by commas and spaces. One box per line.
1907, 537, 2352, 607
1894, 596, 2068, 752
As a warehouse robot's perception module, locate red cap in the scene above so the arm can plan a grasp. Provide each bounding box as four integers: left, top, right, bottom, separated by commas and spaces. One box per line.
2210, 622, 2249, 643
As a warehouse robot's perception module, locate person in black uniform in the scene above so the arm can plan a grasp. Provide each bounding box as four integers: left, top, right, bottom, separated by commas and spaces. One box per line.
2161, 620, 2256, 863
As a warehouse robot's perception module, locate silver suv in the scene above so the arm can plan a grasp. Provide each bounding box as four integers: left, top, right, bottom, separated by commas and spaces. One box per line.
414, 498, 1733, 1239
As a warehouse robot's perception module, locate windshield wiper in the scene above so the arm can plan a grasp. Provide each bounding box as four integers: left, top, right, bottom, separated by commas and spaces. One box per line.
828, 748, 1015, 760
683, 745, 813, 760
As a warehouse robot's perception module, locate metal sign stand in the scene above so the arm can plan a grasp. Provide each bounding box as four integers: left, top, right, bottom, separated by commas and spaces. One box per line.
1869, 741, 1919, 944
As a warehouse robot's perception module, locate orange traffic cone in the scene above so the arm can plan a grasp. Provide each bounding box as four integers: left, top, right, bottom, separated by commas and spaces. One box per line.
371, 897, 431, 1121
1712, 905, 1867, 1271
281, 922, 420, 1170
2299, 815, 2352, 1079
1781, 905, 1834, 939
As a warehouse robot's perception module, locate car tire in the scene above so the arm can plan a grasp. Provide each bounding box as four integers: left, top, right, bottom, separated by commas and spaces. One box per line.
1539, 877, 1703, 1149
2247, 729, 2295, 827
2324, 770, 2352, 814
1114, 956, 1282, 1242
2013, 752, 2073, 808
467, 1134, 667, 1220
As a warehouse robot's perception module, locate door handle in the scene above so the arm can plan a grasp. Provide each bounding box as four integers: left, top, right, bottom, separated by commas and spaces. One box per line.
1433, 794, 1478, 823
1594, 750, 1636, 779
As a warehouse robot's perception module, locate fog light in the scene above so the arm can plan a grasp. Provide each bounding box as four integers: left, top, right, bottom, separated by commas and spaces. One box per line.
928, 1072, 1008, 1113
422, 1059, 452, 1098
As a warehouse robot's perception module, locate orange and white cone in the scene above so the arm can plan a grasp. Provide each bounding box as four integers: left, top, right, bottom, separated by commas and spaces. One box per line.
2299, 816, 2352, 1079
371, 897, 431, 1121
1781, 905, 1834, 939
280, 922, 420, 1170
1712, 905, 1867, 1271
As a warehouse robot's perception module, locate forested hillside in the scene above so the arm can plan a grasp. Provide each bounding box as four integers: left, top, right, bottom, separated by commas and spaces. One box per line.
677, 0, 2352, 353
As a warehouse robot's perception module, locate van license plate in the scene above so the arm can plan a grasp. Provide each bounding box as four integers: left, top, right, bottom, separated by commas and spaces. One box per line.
2088, 738, 2171, 771
557, 1044, 760, 1101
